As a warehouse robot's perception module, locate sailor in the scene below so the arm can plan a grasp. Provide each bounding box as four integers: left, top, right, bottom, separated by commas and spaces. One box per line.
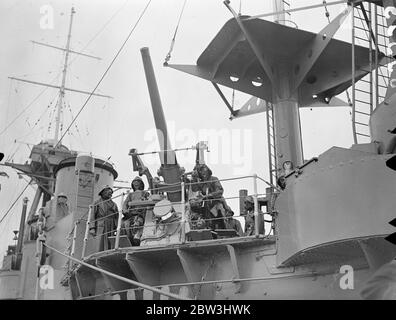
243, 196, 255, 236
187, 168, 207, 229
122, 176, 150, 246
90, 185, 119, 251
191, 164, 226, 230
242, 195, 264, 236
27, 207, 47, 241
223, 205, 243, 236
37, 208, 47, 233
277, 176, 286, 190
55, 192, 69, 221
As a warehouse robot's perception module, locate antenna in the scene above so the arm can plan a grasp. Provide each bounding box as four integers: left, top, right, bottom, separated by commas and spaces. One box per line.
8, 7, 113, 147
54, 7, 75, 144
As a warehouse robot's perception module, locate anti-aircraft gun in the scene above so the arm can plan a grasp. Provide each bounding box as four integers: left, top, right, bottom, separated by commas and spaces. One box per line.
125, 47, 210, 246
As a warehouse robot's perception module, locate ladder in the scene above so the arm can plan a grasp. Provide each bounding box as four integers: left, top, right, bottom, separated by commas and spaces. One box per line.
274, 0, 292, 25
282, 0, 291, 18
351, 2, 390, 144
266, 102, 277, 186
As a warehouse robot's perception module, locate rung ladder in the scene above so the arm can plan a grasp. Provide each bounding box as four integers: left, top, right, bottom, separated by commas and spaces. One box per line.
266, 102, 277, 186
282, 0, 291, 17
352, 2, 391, 144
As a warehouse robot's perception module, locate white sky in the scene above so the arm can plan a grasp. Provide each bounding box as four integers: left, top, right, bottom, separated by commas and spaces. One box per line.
0, 0, 356, 260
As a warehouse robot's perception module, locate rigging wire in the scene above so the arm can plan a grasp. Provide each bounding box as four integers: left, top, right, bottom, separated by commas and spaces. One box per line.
164, 0, 188, 65
55, 0, 153, 148
2, 0, 130, 144
0, 180, 31, 226
6, 92, 59, 162
1, 0, 127, 140
0, 73, 61, 137
66, 101, 85, 150
68, 0, 130, 67
47, 97, 59, 135
1, 81, 14, 150
0, 177, 22, 235
323, 0, 331, 23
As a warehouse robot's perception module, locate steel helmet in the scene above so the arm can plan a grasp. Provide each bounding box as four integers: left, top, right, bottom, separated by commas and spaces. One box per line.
244, 195, 254, 204
196, 164, 212, 178
131, 176, 145, 191
57, 192, 67, 199
98, 185, 113, 196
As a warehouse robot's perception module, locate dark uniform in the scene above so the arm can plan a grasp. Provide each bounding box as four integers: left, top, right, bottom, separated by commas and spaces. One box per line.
223, 203, 243, 236
189, 164, 226, 230
90, 186, 118, 251
243, 196, 264, 236
122, 176, 150, 246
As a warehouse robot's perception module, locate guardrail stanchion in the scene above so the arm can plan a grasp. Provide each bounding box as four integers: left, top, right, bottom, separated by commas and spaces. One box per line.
253, 174, 260, 237
71, 221, 78, 257
181, 181, 186, 243
81, 205, 93, 259
115, 193, 125, 250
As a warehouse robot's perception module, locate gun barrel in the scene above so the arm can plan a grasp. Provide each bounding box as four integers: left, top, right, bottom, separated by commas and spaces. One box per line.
140, 47, 176, 166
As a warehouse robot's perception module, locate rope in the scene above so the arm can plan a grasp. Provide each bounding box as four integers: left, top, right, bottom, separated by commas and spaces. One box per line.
55, 0, 152, 148
44, 243, 190, 300
164, 0, 188, 65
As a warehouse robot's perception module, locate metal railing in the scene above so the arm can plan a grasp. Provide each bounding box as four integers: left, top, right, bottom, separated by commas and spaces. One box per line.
67, 174, 278, 260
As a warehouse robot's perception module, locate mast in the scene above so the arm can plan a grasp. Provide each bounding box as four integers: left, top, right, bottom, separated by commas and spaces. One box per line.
54, 7, 75, 144
4, 6, 111, 221
8, 6, 111, 147
271, 0, 304, 171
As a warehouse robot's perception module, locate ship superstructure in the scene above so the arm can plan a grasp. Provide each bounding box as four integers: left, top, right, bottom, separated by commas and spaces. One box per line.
1, 0, 396, 300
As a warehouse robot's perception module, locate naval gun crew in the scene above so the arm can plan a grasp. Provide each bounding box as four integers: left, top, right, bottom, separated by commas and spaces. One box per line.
90, 185, 119, 251
122, 176, 150, 246
188, 164, 227, 230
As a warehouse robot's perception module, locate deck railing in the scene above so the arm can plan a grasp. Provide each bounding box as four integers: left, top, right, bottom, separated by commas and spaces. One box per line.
69, 174, 278, 260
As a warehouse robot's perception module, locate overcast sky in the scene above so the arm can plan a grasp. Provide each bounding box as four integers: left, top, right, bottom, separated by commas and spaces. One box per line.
0, 0, 356, 259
